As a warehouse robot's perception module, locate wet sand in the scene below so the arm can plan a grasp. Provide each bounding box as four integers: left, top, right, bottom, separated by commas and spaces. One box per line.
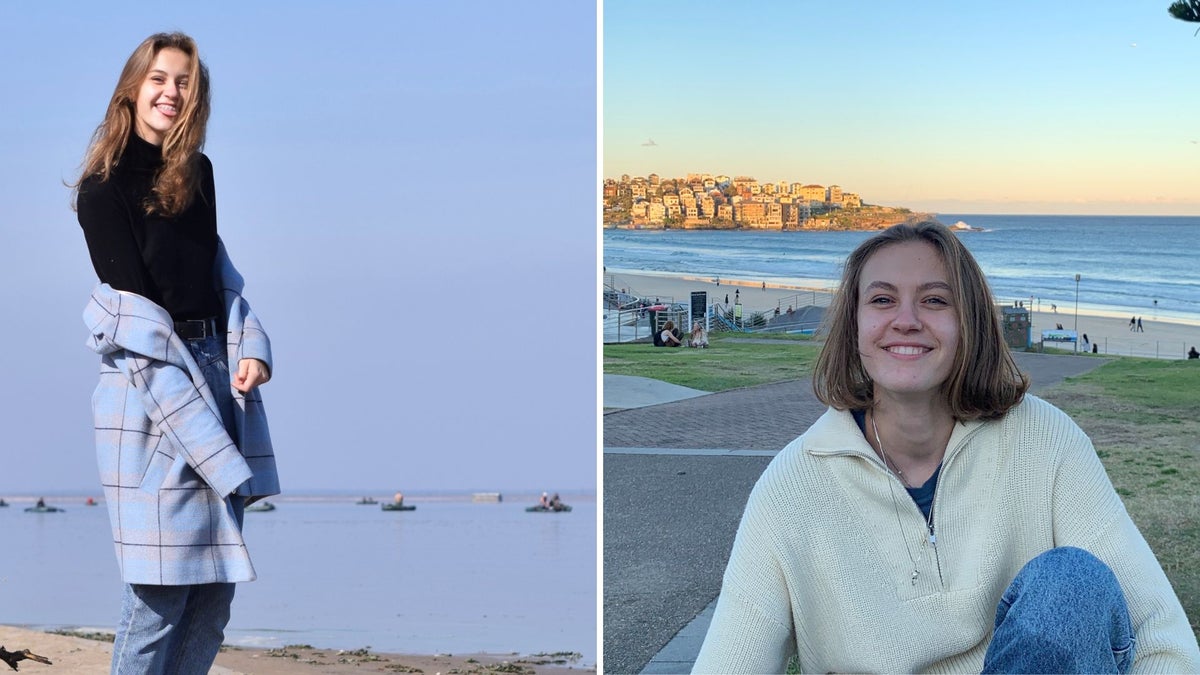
0, 625, 592, 675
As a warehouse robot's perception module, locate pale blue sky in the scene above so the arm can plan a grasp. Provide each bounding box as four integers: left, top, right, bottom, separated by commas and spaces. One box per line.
0, 1, 596, 494
604, 1, 1200, 215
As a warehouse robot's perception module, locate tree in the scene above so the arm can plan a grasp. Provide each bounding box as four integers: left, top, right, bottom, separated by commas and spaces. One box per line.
1169, 0, 1200, 34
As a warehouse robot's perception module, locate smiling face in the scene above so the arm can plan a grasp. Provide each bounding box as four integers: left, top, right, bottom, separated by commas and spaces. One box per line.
856, 240, 961, 403
133, 47, 191, 146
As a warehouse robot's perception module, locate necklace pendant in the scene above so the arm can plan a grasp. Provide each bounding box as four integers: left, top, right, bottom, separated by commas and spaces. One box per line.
911, 570, 919, 585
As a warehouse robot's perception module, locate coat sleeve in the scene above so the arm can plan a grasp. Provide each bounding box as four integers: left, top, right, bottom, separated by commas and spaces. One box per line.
1050, 424, 1200, 672
213, 239, 273, 374
233, 297, 272, 374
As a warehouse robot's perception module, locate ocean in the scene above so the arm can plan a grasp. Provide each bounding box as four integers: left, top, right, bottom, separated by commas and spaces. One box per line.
603, 215, 1200, 325
0, 492, 596, 666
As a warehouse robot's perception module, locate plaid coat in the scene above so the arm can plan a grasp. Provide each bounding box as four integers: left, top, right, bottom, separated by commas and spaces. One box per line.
83, 241, 279, 585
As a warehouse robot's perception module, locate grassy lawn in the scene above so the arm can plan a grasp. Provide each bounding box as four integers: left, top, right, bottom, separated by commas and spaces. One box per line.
602, 333, 819, 392
605, 338, 1200, 638
1039, 358, 1200, 637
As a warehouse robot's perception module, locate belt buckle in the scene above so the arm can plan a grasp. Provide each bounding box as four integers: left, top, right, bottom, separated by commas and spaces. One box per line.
177, 318, 216, 340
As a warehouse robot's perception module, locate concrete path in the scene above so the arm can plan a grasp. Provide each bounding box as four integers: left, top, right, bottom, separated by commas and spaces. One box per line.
604, 374, 709, 410
602, 351, 1109, 674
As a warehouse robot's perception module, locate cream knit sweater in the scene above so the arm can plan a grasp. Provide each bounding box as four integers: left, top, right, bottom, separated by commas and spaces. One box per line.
693, 395, 1200, 674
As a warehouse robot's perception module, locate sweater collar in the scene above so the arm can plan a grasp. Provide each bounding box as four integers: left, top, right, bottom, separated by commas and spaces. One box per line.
123, 129, 164, 170
805, 406, 985, 463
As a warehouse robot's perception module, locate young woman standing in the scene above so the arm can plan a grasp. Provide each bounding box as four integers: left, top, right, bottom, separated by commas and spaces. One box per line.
74, 32, 279, 674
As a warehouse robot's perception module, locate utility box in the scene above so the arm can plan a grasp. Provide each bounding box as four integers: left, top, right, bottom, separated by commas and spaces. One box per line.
1001, 305, 1031, 349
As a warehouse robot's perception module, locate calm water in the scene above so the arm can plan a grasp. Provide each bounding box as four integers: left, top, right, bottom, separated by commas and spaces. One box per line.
604, 215, 1200, 324
0, 493, 596, 665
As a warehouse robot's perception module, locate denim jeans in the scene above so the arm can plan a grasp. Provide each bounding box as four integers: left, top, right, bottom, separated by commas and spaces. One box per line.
111, 334, 246, 675
982, 547, 1135, 674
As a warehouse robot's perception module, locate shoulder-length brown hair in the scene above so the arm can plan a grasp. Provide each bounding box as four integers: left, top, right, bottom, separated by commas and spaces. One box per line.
813, 220, 1029, 420
72, 32, 210, 217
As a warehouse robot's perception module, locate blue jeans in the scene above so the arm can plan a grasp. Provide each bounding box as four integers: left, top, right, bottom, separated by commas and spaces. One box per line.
982, 547, 1135, 674
111, 334, 245, 675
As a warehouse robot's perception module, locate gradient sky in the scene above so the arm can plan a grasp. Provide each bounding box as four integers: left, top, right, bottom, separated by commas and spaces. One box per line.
0, 1, 596, 494
604, 1, 1200, 215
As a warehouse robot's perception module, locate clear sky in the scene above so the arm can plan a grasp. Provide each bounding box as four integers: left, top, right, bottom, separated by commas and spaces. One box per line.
0, 1, 596, 494
604, 1, 1200, 215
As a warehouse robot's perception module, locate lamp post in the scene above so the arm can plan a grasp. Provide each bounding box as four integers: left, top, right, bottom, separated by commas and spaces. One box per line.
1074, 274, 1081, 353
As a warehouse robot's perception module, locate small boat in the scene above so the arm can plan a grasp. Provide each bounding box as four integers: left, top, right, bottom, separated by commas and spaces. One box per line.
86, 497, 98, 506
245, 500, 276, 512
0, 499, 8, 507
526, 504, 572, 513
381, 502, 416, 511
472, 492, 503, 503
25, 505, 64, 513
355, 497, 378, 505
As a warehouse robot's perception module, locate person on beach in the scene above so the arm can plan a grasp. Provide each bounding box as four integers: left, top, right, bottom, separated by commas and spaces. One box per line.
1137, 317, 1145, 332
693, 221, 1199, 673
73, 32, 279, 674
661, 320, 682, 347
690, 321, 709, 348
1130, 316, 1137, 331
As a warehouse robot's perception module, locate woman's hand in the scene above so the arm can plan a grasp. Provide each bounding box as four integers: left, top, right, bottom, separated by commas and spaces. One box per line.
233, 358, 271, 393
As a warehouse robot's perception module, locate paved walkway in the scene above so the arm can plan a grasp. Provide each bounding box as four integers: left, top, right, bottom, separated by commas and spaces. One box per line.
604, 374, 709, 410
602, 351, 1109, 674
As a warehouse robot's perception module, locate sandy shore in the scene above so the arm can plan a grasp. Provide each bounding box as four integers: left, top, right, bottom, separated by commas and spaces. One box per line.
0, 625, 592, 675
607, 270, 1200, 360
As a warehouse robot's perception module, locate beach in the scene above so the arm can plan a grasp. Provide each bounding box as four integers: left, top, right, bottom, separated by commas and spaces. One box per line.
0, 625, 590, 675
606, 270, 1200, 360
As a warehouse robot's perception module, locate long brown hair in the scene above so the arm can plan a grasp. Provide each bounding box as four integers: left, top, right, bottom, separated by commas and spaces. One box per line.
813, 221, 1029, 420
73, 32, 211, 217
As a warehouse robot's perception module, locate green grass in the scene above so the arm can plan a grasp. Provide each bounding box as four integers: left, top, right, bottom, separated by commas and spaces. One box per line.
604, 343, 1200, 639
1040, 358, 1200, 638
603, 334, 819, 392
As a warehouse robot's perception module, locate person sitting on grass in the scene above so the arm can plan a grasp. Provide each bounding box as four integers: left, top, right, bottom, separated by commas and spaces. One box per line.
690, 322, 709, 348
1189, 346, 1199, 360
694, 220, 1200, 674
661, 320, 682, 347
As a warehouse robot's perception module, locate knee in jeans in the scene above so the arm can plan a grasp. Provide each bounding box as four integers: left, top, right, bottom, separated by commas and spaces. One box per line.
1028, 547, 1116, 587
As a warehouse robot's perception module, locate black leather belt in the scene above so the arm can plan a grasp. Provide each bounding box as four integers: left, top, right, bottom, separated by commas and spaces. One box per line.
173, 317, 222, 340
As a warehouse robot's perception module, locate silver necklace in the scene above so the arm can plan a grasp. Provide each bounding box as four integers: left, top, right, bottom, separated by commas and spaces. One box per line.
871, 410, 937, 585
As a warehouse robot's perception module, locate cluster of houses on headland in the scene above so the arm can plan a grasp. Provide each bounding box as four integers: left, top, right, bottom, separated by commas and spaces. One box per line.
604, 172, 916, 231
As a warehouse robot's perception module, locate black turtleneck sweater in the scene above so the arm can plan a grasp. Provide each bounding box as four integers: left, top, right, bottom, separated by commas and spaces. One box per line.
77, 132, 222, 322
